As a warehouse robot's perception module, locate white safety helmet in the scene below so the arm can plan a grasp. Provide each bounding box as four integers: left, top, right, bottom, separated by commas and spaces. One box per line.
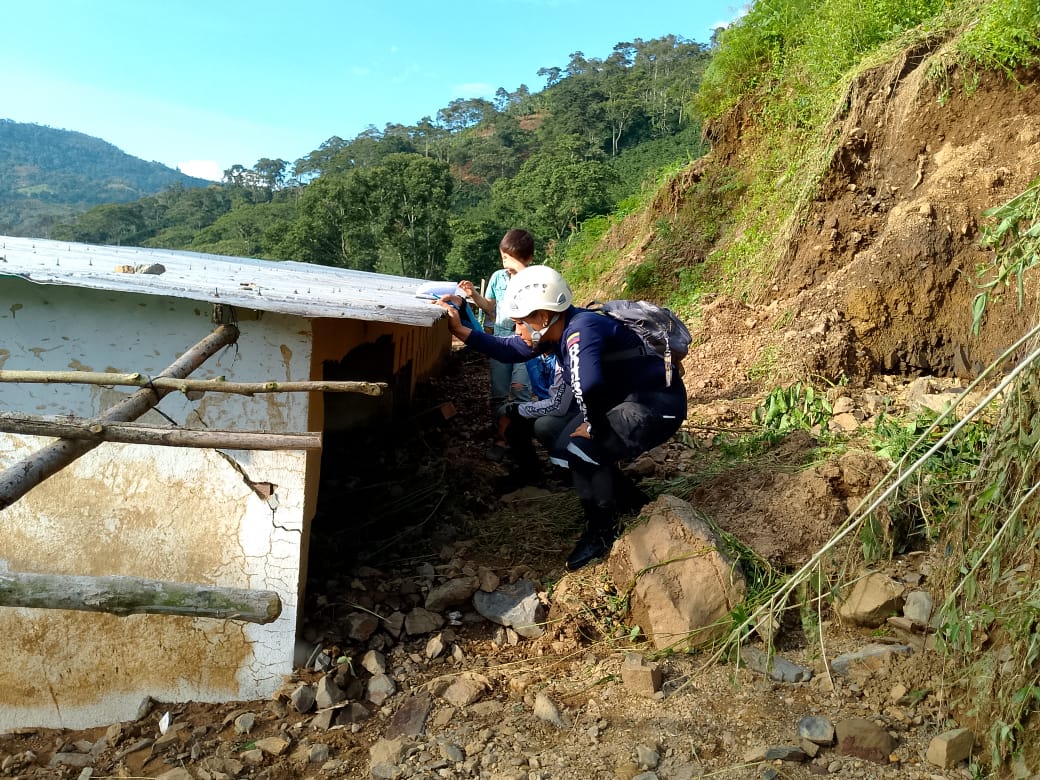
504, 265, 573, 319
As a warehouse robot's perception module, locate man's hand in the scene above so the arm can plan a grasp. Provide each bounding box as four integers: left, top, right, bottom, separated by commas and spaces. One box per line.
459, 280, 495, 318
435, 295, 472, 340
570, 421, 592, 439
439, 293, 466, 308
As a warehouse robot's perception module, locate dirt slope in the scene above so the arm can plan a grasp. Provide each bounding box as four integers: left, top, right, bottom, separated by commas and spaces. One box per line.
691, 50, 1040, 400
2, 46, 1039, 780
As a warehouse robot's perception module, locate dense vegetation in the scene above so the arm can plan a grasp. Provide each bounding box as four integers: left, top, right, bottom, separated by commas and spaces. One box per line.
557, 0, 1040, 309
46, 35, 710, 284
566, 0, 1037, 774
0, 120, 210, 237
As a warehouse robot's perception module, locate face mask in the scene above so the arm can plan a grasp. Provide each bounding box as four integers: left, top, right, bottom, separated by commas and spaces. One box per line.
525, 313, 560, 348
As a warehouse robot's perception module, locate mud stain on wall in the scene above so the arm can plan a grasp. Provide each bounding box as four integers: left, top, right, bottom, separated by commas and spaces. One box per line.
0, 610, 250, 713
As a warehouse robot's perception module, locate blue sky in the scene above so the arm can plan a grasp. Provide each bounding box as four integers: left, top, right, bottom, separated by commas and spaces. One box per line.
1, 1, 746, 181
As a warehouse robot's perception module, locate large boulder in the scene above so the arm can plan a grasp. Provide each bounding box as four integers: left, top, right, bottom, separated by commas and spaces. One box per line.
607, 495, 746, 650
838, 571, 906, 627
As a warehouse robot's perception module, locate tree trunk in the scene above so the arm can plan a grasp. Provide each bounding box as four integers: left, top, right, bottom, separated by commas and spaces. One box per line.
0, 571, 281, 624
0, 413, 321, 450
0, 324, 239, 511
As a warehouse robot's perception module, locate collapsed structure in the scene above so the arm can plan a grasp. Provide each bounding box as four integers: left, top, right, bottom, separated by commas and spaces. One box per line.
0, 235, 450, 729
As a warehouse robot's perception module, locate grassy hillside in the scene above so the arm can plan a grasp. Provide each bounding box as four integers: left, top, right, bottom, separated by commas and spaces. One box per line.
563, 0, 1039, 307
0, 119, 211, 237
556, 0, 1040, 773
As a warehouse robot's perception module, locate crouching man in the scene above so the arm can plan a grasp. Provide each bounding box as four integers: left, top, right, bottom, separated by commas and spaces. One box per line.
437, 265, 687, 571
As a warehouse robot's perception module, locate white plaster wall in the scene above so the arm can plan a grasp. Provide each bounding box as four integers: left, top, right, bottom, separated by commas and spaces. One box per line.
0, 280, 313, 729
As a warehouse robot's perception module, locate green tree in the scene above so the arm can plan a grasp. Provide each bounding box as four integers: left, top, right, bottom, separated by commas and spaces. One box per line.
444, 208, 512, 281
538, 67, 609, 157
276, 153, 452, 277
493, 85, 532, 113
293, 136, 347, 179
188, 199, 296, 258
436, 98, 497, 168
455, 132, 522, 185
223, 164, 249, 187
254, 158, 288, 191
317, 128, 417, 175
537, 65, 562, 88
275, 170, 381, 270
160, 186, 232, 231
408, 117, 450, 160
50, 201, 146, 244
367, 153, 454, 279
632, 35, 710, 136
492, 137, 620, 241
602, 65, 645, 156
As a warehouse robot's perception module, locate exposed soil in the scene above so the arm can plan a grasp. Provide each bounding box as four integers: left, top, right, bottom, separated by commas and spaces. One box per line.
0, 347, 968, 780
4, 46, 1039, 780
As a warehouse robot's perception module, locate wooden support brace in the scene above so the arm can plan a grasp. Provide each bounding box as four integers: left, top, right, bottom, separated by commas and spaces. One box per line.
0, 571, 282, 624
0, 412, 322, 451
0, 370, 387, 396
0, 324, 240, 511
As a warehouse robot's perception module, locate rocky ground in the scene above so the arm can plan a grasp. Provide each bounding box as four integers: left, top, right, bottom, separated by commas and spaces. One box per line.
5, 42, 1038, 780
0, 344, 993, 780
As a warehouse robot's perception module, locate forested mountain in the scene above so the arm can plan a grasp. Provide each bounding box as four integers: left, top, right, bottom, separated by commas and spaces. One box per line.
0, 120, 211, 237
46, 35, 710, 285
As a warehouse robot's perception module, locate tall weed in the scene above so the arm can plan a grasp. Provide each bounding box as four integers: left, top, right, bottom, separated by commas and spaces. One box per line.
971, 176, 1040, 334
556, 213, 620, 291
956, 0, 1040, 75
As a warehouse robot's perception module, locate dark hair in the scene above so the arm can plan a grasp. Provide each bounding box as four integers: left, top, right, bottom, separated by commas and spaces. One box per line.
499, 229, 535, 261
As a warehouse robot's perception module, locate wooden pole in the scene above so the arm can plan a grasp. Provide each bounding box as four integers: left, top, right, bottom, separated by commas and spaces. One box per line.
0, 413, 322, 451
0, 324, 240, 511
0, 571, 281, 624
0, 370, 387, 396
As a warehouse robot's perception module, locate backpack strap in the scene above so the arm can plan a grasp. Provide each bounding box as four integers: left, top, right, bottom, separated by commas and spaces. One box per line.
602, 345, 653, 362
586, 303, 651, 362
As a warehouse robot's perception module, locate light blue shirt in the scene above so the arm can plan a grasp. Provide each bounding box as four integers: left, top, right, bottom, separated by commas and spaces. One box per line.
486, 268, 516, 336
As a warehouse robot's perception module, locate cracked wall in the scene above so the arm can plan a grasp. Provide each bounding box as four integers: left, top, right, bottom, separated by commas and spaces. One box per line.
0, 280, 313, 729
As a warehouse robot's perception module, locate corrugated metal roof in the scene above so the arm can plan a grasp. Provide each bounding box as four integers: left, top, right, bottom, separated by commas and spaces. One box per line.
0, 235, 447, 327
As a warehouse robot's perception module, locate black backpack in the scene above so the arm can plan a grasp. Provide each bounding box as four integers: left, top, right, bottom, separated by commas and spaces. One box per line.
591, 300, 692, 386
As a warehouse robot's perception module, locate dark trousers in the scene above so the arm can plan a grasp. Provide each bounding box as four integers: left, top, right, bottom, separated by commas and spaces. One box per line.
502, 406, 579, 476
560, 382, 687, 525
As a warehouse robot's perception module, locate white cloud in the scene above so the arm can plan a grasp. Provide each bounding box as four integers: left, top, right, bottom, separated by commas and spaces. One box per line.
177, 160, 223, 181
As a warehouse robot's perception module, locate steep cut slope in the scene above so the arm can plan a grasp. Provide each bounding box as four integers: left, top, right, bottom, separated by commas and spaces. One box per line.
695, 51, 1038, 399
775, 51, 1040, 380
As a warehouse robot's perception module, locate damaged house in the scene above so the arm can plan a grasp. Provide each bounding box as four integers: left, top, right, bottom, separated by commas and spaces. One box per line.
0, 235, 450, 730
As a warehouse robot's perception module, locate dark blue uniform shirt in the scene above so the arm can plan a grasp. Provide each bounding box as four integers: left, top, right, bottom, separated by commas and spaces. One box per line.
464, 306, 670, 436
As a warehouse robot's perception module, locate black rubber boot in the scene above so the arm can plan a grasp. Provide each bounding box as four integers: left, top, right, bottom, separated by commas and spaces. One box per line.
614, 467, 650, 516
565, 503, 620, 571
497, 415, 543, 491
493, 465, 544, 493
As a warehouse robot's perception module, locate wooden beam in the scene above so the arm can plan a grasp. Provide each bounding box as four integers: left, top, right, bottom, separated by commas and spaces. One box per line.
0, 324, 240, 511
0, 370, 387, 396
0, 413, 322, 451
0, 571, 281, 624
